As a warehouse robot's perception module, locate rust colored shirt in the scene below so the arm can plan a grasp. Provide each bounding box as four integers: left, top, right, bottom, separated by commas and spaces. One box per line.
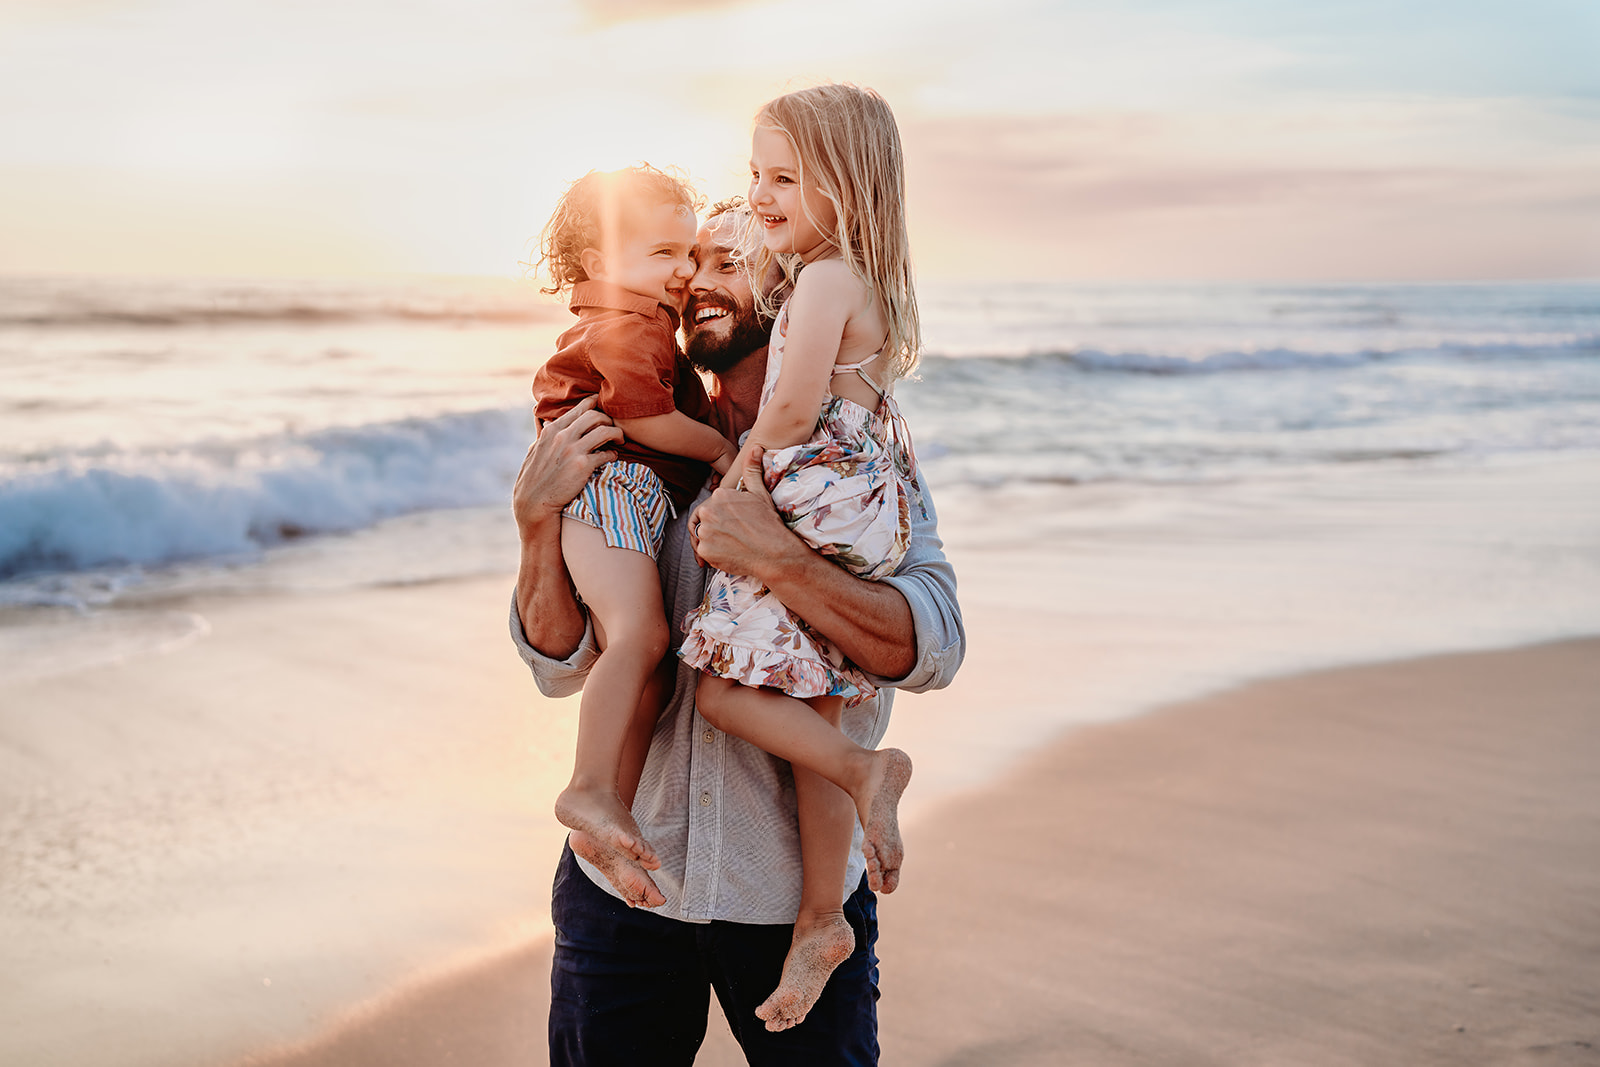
532, 281, 716, 512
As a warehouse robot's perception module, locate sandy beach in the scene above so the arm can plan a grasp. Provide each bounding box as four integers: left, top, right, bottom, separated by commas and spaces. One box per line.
6, 539, 1596, 1066
229, 636, 1600, 1067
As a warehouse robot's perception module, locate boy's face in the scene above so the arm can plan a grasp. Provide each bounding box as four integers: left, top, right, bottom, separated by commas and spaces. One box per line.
591, 200, 697, 314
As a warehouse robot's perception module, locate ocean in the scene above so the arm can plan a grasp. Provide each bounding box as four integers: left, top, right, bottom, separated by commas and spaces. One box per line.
3, 274, 1599, 683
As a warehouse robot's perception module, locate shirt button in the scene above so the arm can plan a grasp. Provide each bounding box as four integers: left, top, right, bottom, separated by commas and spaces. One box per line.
700, 791, 711, 806
703, 729, 715, 743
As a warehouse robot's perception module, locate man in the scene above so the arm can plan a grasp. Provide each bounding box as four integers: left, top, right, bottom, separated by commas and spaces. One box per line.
510, 200, 964, 1065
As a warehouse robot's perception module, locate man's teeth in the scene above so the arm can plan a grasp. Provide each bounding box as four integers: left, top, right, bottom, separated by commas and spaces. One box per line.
695, 307, 728, 323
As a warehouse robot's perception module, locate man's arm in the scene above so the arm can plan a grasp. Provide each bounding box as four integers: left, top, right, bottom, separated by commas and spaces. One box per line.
512, 398, 622, 661
690, 450, 964, 690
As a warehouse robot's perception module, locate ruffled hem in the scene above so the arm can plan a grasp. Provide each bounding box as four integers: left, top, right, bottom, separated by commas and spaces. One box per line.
679, 629, 874, 709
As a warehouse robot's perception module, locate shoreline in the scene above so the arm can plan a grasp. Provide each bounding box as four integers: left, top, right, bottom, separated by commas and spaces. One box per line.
229, 635, 1600, 1066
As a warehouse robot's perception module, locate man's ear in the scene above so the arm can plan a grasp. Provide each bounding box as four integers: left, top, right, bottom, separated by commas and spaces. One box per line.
579, 247, 606, 283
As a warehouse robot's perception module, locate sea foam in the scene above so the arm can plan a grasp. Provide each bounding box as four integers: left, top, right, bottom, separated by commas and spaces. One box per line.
0, 409, 528, 581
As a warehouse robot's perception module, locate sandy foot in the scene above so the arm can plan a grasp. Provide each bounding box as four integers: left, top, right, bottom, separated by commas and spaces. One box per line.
554, 786, 659, 866
561, 809, 665, 910
857, 748, 912, 894
754, 911, 856, 1031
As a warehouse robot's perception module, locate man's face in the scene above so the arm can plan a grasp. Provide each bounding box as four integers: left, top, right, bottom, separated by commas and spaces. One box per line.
683, 213, 770, 375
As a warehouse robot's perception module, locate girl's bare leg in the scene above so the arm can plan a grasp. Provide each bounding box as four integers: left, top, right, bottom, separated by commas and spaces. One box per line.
696, 674, 913, 894
755, 697, 859, 1031
555, 519, 669, 908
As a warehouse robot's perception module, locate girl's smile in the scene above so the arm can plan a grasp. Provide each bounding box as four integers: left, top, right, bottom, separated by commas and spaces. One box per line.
749, 126, 838, 263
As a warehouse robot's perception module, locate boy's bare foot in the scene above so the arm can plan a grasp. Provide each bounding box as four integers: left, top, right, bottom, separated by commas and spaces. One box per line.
556, 786, 663, 906
568, 829, 667, 909
754, 910, 855, 1032
856, 748, 912, 894
555, 785, 660, 866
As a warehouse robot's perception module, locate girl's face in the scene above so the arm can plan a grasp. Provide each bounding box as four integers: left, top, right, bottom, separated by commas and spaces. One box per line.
749, 125, 837, 264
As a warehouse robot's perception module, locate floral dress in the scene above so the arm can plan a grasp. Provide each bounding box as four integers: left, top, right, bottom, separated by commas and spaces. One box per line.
679, 301, 921, 706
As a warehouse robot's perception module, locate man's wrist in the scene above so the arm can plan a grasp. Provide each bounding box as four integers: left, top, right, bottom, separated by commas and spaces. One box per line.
753, 526, 816, 592
517, 503, 565, 543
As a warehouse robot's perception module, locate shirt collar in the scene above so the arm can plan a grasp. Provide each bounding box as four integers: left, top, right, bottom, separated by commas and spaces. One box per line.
570, 280, 681, 328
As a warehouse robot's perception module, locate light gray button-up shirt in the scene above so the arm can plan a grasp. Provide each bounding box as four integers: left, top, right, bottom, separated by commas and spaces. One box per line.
510, 473, 964, 924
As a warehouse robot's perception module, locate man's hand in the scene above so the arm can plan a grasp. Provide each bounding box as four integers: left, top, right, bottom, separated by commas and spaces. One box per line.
513, 397, 622, 536
690, 445, 917, 680
690, 447, 803, 580
514, 397, 622, 658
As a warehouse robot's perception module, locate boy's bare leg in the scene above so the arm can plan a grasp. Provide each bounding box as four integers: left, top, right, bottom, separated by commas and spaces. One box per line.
566, 656, 676, 908
555, 520, 668, 907
756, 697, 857, 1031
696, 675, 913, 894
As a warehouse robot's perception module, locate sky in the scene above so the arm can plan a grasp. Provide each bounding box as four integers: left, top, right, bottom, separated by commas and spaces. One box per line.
1, 0, 1597, 282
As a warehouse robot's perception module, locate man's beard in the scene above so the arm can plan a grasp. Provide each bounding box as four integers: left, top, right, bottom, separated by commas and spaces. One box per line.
684, 296, 770, 375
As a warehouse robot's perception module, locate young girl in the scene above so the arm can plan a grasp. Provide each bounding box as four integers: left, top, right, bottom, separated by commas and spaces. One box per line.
532, 165, 737, 908
678, 84, 924, 1032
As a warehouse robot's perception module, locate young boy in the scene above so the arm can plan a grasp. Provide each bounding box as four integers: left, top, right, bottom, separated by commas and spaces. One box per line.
531, 165, 736, 906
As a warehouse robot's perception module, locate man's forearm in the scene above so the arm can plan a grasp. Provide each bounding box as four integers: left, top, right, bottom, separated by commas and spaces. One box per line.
510, 397, 620, 660
761, 541, 916, 679
690, 477, 918, 679
515, 511, 587, 659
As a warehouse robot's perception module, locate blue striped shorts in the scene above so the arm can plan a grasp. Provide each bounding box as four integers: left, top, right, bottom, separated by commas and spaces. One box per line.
563, 460, 672, 559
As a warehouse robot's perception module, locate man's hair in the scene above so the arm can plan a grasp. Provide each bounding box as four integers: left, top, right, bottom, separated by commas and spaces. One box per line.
702, 194, 790, 322
707, 195, 749, 221
749, 83, 921, 379
535, 164, 702, 296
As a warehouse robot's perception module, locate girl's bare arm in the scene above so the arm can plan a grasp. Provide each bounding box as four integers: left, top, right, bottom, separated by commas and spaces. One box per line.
719, 261, 863, 487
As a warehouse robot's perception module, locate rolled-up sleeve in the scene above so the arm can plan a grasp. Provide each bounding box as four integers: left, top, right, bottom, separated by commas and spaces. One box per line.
508, 594, 598, 699
873, 475, 965, 693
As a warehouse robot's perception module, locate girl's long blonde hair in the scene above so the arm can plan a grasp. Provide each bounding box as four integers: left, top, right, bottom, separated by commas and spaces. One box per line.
750, 83, 921, 380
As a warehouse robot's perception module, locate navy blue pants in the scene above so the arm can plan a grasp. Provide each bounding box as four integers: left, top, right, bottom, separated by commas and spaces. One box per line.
548, 844, 880, 1065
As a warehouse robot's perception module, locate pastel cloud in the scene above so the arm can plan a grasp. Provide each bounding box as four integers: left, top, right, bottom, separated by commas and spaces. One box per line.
0, 0, 1595, 280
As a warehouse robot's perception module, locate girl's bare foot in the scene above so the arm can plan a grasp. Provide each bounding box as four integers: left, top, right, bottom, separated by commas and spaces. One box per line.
855, 748, 912, 894
754, 910, 855, 1032
568, 829, 667, 909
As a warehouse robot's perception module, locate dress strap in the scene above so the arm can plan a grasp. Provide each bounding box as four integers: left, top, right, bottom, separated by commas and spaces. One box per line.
832, 350, 885, 398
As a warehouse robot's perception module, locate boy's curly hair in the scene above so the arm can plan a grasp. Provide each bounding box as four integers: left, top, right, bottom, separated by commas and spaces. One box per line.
536, 164, 703, 296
